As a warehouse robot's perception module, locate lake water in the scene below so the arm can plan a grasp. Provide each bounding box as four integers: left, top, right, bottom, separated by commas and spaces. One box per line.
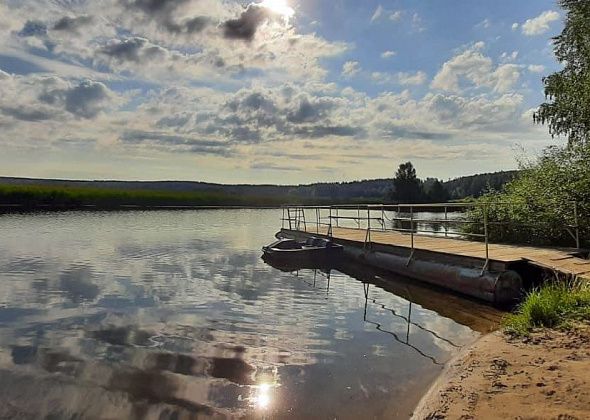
0, 209, 501, 419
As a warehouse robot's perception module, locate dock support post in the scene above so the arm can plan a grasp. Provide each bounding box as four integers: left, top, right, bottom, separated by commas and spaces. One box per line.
288, 207, 292, 230
282, 207, 285, 230
381, 205, 385, 231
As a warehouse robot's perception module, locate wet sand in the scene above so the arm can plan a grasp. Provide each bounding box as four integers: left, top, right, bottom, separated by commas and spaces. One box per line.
412, 325, 590, 419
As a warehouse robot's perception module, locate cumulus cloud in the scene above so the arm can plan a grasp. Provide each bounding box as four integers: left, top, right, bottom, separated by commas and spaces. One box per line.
521, 10, 560, 36
381, 50, 396, 59
98, 37, 167, 64
341, 61, 361, 77
397, 71, 427, 86
121, 0, 211, 34
0, 73, 116, 122
431, 43, 521, 93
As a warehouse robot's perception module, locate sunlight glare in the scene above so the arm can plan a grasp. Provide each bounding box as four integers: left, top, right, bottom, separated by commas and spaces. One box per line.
254, 383, 272, 409
260, 0, 295, 20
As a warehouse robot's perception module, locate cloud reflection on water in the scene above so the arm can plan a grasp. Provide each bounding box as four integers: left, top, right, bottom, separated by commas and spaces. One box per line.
0, 210, 501, 418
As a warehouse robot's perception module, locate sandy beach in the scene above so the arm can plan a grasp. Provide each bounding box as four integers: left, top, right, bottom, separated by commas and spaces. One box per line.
412, 325, 590, 420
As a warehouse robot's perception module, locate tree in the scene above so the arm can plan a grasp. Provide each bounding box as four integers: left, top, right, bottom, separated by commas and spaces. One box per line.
425, 179, 449, 203
391, 162, 423, 203
534, 0, 590, 145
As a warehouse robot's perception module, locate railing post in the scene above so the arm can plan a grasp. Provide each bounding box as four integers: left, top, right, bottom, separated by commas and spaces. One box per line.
481, 204, 489, 275
328, 206, 333, 237
364, 206, 371, 250
444, 206, 448, 238
288, 207, 292, 230
282, 207, 285, 230
316, 207, 319, 234
336, 207, 339, 228
357, 205, 361, 228
302, 208, 307, 232
381, 204, 385, 231
410, 206, 414, 250
574, 201, 580, 249
406, 206, 415, 266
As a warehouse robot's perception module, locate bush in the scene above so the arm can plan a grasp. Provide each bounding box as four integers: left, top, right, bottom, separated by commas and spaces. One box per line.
504, 281, 590, 336
464, 143, 590, 247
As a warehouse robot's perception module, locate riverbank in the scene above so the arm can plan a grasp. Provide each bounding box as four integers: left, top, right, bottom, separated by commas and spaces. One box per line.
412, 324, 590, 419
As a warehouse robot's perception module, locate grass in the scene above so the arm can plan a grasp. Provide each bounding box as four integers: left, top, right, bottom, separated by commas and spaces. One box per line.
504, 280, 590, 336
0, 184, 292, 209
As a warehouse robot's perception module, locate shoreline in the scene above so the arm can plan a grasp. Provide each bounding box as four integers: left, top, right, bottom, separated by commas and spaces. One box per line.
411, 326, 590, 419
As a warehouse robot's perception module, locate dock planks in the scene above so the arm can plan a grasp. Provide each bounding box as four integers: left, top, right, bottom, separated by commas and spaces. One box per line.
291, 226, 590, 279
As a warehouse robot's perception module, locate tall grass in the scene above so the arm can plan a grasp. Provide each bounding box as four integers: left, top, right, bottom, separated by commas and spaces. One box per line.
504, 281, 590, 336
0, 184, 291, 208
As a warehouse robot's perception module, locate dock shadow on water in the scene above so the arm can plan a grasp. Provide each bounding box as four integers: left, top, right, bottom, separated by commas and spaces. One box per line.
0, 209, 502, 419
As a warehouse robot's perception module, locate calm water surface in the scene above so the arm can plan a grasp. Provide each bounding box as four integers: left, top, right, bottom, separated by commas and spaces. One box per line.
0, 210, 501, 419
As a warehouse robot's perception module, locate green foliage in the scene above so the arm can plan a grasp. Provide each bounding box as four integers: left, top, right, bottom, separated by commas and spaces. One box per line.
391, 162, 423, 203
0, 184, 294, 208
535, 0, 590, 145
465, 143, 590, 246
504, 281, 590, 336
443, 171, 518, 200
423, 178, 449, 203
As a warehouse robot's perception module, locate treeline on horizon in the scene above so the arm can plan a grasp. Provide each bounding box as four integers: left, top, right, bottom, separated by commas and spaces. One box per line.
0, 169, 518, 210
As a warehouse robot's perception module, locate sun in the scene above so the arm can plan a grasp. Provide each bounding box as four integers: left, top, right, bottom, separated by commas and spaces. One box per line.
260, 0, 295, 20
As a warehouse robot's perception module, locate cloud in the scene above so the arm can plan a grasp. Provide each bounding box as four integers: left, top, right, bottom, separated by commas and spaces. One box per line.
341, 61, 361, 77
370, 6, 401, 23
475, 18, 491, 29
528, 64, 545, 73
371, 70, 427, 86
119, 130, 231, 156
511, 22, 519, 31
222, 3, 277, 41
370, 5, 384, 23
521, 10, 560, 36
18, 20, 48, 38
381, 50, 396, 59
412, 13, 426, 33
500, 51, 519, 62
52, 15, 94, 32
0, 73, 116, 122
397, 71, 428, 85
389, 11, 402, 21
120, 0, 211, 34
431, 43, 521, 93
98, 37, 167, 64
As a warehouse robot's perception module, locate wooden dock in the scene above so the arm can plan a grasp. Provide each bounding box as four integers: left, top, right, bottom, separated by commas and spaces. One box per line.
291, 226, 590, 280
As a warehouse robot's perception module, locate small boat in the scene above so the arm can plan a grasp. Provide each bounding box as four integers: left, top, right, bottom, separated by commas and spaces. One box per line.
262, 237, 343, 261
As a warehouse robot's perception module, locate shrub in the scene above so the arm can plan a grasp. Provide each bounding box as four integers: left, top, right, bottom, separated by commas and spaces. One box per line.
504, 281, 590, 336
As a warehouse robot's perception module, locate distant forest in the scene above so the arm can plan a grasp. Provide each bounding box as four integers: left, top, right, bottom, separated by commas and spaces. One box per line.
0, 170, 519, 208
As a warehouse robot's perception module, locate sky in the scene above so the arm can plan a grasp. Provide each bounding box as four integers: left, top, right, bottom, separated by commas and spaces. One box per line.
0, 0, 566, 184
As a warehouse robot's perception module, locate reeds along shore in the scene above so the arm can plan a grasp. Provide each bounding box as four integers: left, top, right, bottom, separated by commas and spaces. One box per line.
0, 184, 290, 209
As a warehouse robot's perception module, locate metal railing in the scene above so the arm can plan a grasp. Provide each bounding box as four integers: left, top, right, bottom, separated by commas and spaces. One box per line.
281, 202, 581, 275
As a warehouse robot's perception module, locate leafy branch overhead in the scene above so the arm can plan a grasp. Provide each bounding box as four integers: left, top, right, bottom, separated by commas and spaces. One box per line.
535, 0, 590, 145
